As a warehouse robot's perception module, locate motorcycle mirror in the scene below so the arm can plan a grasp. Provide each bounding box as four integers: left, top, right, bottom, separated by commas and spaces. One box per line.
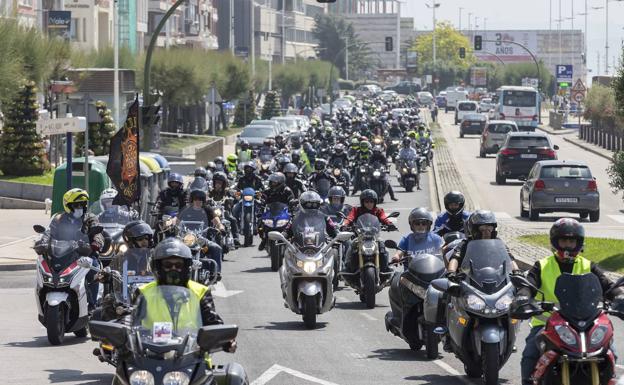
541, 301, 555, 312
88, 321, 128, 348
384, 239, 398, 249
267, 231, 287, 243
88, 226, 104, 237
606, 276, 624, 296
510, 274, 532, 289
387, 211, 400, 218
197, 325, 239, 353
33, 225, 46, 234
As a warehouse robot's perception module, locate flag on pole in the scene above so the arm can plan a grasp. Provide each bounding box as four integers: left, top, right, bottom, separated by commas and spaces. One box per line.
107, 98, 140, 206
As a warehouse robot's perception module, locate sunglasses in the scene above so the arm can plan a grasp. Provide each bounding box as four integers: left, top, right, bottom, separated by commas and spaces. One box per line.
478, 225, 495, 232
162, 261, 185, 270
412, 220, 430, 226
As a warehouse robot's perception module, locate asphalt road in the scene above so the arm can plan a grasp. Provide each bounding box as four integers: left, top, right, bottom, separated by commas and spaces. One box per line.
2, 148, 623, 384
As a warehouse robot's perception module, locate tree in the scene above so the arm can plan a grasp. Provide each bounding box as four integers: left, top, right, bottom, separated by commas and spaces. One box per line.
221, 62, 250, 101
608, 151, 624, 202
261, 90, 281, 120
614, 48, 624, 123
413, 21, 475, 70
583, 85, 618, 130
233, 89, 257, 127
0, 81, 50, 176
275, 66, 307, 108
75, 101, 116, 156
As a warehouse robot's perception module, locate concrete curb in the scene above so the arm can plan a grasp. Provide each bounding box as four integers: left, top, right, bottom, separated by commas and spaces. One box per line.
562, 136, 612, 161
0, 263, 36, 271
537, 126, 578, 136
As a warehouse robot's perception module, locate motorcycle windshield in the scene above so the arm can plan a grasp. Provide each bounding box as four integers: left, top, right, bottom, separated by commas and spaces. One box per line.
118, 249, 154, 302
49, 239, 77, 258
555, 273, 602, 323
259, 153, 273, 163
291, 212, 327, 250
162, 206, 179, 217
189, 177, 208, 192
355, 214, 381, 237
460, 239, 512, 294
316, 179, 331, 198
98, 207, 132, 226
267, 202, 289, 218
178, 220, 206, 233
178, 207, 210, 228
133, 285, 202, 350
49, 218, 87, 242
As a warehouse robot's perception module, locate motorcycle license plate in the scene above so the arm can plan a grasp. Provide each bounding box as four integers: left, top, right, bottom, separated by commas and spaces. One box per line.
555, 197, 578, 203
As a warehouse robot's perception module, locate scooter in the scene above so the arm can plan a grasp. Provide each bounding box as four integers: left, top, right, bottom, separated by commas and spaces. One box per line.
511, 273, 624, 385
260, 202, 291, 271
425, 239, 518, 385
269, 227, 352, 329
384, 240, 445, 359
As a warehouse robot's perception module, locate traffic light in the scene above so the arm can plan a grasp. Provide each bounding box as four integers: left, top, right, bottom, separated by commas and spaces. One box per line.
385, 36, 393, 52
459, 47, 466, 58
474, 35, 482, 51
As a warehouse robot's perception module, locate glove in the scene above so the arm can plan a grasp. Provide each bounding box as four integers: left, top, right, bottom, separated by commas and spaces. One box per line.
511, 269, 525, 277
78, 256, 93, 269
223, 340, 237, 353
445, 271, 460, 283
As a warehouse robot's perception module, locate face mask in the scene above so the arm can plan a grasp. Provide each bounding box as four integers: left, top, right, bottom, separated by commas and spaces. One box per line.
163, 270, 183, 285
72, 209, 84, 219
557, 250, 577, 264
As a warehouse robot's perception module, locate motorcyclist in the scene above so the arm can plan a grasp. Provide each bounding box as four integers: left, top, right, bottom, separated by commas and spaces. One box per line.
321, 186, 352, 220
388, 121, 402, 138
258, 139, 277, 158
194, 167, 208, 181
177, 187, 224, 277
515, 218, 624, 385
391, 208, 444, 269
236, 140, 254, 164
209, 172, 240, 247
236, 162, 264, 191
284, 191, 337, 241
275, 134, 288, 151
284, 163, 307, 198
396, 138, 422, 188
308, 159, 337, 191
257, 173, 295, 251
97, 188, 136, 224
35, 188, 105, 311
328, 143, 350, 169
213, 156, 227, 175
433, 191, 471, 237
156, 173, 188, 220
225, 153, 238, 175
348, 138, 360, 158
205, 161, 217, 175
370, 145, 398, 201
351, 141, 372, 196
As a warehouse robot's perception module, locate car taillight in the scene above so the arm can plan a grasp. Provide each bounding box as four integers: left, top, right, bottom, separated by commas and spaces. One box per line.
538, 149, 556, 158
534, 180, 546, 191
587, 180, 597, 191
500, 148, 519, 156
60, 261, 78, 277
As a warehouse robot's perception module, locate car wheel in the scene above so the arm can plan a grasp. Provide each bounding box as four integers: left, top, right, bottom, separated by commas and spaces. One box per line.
589, 210, 600, 222
529, 201, 539, 221
495, 171, 506, 185
579, 212, 589, 220
520, 196, 529, 218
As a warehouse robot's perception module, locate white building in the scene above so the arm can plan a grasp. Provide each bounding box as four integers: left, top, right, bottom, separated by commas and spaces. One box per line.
63, 0, 113, 51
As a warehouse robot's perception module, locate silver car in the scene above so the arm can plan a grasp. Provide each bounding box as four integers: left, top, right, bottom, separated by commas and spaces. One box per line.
520, 160, 600, 222
479, 120, 519, 157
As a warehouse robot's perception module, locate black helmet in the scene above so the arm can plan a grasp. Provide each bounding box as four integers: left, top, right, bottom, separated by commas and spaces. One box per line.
443, 231, 466, 245
314, 158, 327, 171
408, 207, 434, 235
334, 143, 345, 154
212, 171, 228, 190
194, 167, 207, 179
465, 210, 497, 239
151, 238, 193, 286
549, 218, 585, 263
278, 155, 291, 170
190, 188, 207, 202
328, 186, 346, 210
122, 220, 154, 247
444, 191, 465, 215
299, 190, 322, 211
240, 140, 250, 150
291, 150, 301, 164
402, 138, 411, 147
360, 189, 378, 207
283, 163, 298, 176
268, 172, 286, 191
168, 173, 184, 188
243, 161, 256, 175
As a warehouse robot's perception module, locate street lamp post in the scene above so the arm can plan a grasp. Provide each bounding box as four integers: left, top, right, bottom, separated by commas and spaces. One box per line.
426, 1, 441, 68
458, 7, 463, 30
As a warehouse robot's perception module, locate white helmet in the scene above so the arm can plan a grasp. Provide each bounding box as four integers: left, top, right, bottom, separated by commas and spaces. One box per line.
99, 188, 118, 211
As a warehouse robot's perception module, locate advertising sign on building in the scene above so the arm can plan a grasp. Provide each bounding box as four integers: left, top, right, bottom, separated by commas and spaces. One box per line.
470, 67, 488, 86
47, 11, 71, 41
474, 31, 537, 63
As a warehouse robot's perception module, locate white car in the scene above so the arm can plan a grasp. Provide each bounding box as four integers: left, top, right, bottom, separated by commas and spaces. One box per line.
454, 101, 479, 125
417, 91, 434, 105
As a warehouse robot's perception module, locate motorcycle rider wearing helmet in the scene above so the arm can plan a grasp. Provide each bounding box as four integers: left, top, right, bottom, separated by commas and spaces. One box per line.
328, 143, 349, 169
351, 141, 372, 195
274, 134, 288, 150
225, 153, 238, 174
370, 145, 399, 201
388, 121, 402, 138
397, 138, 421, 188
348, 137, 360, 158
209, 172, 240, 248
194, 167, 208, 180
35, 188, 106, 310
283, 191, 337, 241
135, 238, 237, 353
321, 186, 352, 219
236, 161, 264, 191
391, 208, 444, 269
236, 140, 254, 164
97, 188, 137, 224
258, 172, 295, 251
284, 163, 307, 198
156, 173, 188, 220
213, 156, 227, 175
514, 218, 624, 385
434, 191, 471, 237
258, 139, 277, 158
205, 161, 217, 175
308, 158, 338, 190
177, 187, 224, 276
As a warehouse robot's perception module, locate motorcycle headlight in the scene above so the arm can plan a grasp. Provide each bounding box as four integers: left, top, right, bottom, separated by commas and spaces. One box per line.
100, 244, 113, 256
303, 261, 317, 274
555, 325, 578, 346
214, 208, 222, 217
360, 167, 366, 173
118, 243, 128, 254
589, 325, 608, 348
263, 219, 274, 226
494, 293, 514, 312
261, 164, 269, 170
129, 370, 155, 385
276, 219, 289, 227
402, 168, 407, 173
392, 140, 400, 145
373, 171, 381, 177
163, 371, 190, 385
183, 233, 197, 246
465, 294, 486, 311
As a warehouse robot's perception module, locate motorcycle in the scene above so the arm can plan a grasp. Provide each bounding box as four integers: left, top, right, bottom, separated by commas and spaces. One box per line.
340, 212, 399, 308
269, 215, 352, 329
233, 188, 258, 247
177, 220, 219, 286
330, 163, 351, 193
153, 206, 179, 243
384, 239, 445, 358
510, 273, 624, 385
369, 163, 389, 203
426, 239, 518, 385
88, 286, 248, 385
260, 202, 291, 271
210, 198, 236, 255
418, 139, 433, 169
33, 223, 103, 345
397, 158, 419, 192
386, 137, 402, 162
97, 207, 135, 266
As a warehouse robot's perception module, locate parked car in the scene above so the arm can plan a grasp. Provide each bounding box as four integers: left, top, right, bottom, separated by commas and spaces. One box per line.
520, 160, 599, 222
459, 113, 487, 138
479, 120, 519, 157
435, 95, 447, 108
236, 124, 280, 151
454, 100, 479, 125
495, 132, 559, 184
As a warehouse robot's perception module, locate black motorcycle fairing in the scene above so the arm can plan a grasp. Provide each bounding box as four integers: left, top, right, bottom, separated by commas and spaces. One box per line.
555, 273, 602, 330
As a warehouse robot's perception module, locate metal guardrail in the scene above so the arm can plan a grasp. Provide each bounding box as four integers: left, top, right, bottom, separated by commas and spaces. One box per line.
579, 125, 624, 152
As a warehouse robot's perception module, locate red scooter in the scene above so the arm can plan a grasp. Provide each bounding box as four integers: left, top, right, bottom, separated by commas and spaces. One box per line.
511, 273, 624, 385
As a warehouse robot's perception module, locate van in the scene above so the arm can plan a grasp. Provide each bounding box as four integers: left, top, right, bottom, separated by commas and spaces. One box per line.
445, 90, 469, 112
455, 101, 479, 125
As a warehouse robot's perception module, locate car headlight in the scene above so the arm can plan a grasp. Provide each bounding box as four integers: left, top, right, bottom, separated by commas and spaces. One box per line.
465, 294, 486, 311
118, 243, 128, 254
555, 325, 578, 346
263, 219, 273, 226
129, 370, 155, 385
214, 208, 222, 217
373, 171, 381, 177
163, 371, 190, 385
276, 219, 289, 227
183, 233, 197, 246
494, 293, 514, 312
589, 325, 608, 348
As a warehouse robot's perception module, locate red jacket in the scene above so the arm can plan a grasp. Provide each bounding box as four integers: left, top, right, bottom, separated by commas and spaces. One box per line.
343, 206, 392, 226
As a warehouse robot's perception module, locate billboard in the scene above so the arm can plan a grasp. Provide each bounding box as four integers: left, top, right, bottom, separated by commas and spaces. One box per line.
470, 67, 488, 86
473, 31, 538, 63
47, 11, 71, 41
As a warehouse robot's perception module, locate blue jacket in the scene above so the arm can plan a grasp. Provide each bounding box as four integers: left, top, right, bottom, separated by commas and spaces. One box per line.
434, 210, 471, 235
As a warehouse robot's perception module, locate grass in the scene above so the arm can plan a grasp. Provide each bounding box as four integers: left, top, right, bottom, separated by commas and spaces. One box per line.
215, 127, 242, 137
0, 169, 55, 185
518, 234, 624, 273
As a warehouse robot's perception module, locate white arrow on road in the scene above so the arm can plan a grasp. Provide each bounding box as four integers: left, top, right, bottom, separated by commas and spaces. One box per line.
251, 364, 341, 385
211, 282, 243, 298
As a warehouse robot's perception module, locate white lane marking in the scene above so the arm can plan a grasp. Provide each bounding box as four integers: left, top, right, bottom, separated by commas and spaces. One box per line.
0, 235, 35, 248
608, 215, 624, 224
494, 212, 512, 220
359, 312, 377, 321
251, 364, 341, 385
616, 364, 624, 370
211, 282, 243, 298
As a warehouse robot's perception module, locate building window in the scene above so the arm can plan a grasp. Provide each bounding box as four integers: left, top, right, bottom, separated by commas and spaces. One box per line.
70, 17, 79, 41
19, 0, 33, 7
82, 18, 86, 42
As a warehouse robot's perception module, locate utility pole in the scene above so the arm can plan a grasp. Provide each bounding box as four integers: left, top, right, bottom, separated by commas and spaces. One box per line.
605, 0, 609, 74
458, 7, 463, 30
281, 3, 285, 64
396, 0, 400, 70
558, 0, 562, 65
113, 0, 119, 127
230, 0, 234, 54
250, 0, 255, 79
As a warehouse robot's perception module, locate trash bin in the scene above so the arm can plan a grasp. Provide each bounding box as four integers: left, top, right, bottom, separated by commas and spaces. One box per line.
51, 158, 110, 216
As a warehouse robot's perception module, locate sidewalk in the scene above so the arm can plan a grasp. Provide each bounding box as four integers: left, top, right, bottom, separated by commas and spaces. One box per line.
0, 209, 49, 271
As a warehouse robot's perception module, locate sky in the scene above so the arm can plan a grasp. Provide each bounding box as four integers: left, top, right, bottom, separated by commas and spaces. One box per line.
402, 0, 624, 76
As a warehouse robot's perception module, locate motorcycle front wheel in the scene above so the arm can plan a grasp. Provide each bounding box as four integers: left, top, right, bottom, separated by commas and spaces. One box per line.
45, 304, 66, 345
362, 266, 376, 309
482, 342, 499, 385
302, 295, 317, 329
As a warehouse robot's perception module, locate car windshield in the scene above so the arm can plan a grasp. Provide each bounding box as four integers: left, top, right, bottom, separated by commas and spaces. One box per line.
458, 103, 477, 111
241, 126, 274, 138
502, 90, 536, 107
540, 165, 592, 179
488, 124, 516, 134
272, 118, 297, 130
508, 136, 549, 148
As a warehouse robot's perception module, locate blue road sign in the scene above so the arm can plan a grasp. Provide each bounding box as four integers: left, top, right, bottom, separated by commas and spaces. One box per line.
556, 64, 573, 82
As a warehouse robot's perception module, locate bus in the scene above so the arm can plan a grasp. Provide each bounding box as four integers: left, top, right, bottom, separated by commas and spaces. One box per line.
495, 86, 539, 131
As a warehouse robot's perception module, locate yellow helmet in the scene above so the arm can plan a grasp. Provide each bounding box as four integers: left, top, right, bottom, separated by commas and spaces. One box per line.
62, 188, 89, 213
226, 153, 238, 165
407, 130, 417, 139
